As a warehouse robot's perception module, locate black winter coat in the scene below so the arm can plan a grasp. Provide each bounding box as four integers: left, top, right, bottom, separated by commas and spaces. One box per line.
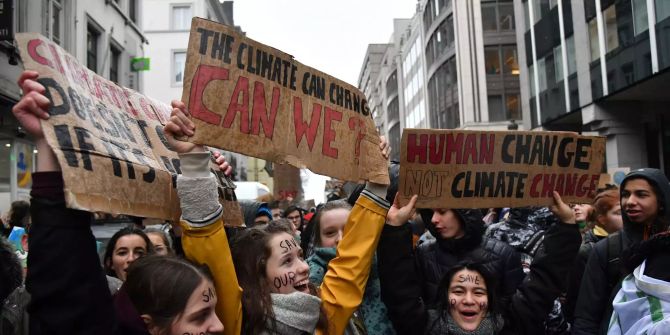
572, 168, 670, 335
415, 208, 525, 308
378, 219, 581, 334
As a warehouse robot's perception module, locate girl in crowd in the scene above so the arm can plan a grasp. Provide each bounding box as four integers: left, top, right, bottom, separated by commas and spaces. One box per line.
283, 205, 304, 236
162, 101, 400, 334
144, 227, 174, 256
15, 70, 226, 334
378, 192, 581, 334
305, 199, 397, 334
103, 227, 154, 281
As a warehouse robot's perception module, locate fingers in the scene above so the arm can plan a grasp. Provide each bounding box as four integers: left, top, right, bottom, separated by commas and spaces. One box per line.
17, 71, 39, 89
407, 194, 418, 209
393, 192, 401, 208
551, 191, 564, 207
224, 165, 233, 176
164, 122, 185, 138
171, 100, 187, 113
13, 92, 50, 119
22, 79, 46, 95
169, 113, 194, 136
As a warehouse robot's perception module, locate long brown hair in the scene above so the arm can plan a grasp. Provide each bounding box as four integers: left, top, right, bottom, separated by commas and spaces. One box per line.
124, 255, 214, 332
231, 221, 328, 334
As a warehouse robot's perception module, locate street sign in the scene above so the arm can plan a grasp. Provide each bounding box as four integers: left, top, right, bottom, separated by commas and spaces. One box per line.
131, 57, 150, 71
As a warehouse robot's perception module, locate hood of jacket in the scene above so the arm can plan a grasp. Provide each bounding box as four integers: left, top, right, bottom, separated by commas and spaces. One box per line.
239, 200, 270, 227
419, 208, 485, 253
620, 168, 670, 242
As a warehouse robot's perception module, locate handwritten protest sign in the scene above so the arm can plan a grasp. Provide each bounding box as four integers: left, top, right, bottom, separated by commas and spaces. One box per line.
16, 33, 181, 220
181, 18, 389, 184
400, 129, 606, 208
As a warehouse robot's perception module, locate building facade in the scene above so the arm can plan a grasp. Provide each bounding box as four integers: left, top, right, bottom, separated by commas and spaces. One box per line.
0, 0, 147, 213
358, 0, 523, 161
515, 0, 670, 173
141, 0, 249, 181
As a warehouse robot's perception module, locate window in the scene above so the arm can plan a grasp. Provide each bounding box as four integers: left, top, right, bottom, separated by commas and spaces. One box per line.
524, 0, 531, 30
589, 18, 600, 61
485, 46, 501, 74
502, 45, 519, 75
87, 26, 99, 73
45, 0, 64, 45
506, 94, 521, 120
554, 44, 563, 82
656, 0, 670, 23
172, 5, 192, 30
632, 0, 648, 35
499, 2, 515, 30
488, 95, 504, 121
110, 46, 121, 84
566, 35, 577, 75
529, 63, 536, 96
129, 0, 137, 23
604, 5, 619, 52
538, 58, 547, 92
173, 51, 186, 84
482, 1, 515, 32
482, 3, 498, 31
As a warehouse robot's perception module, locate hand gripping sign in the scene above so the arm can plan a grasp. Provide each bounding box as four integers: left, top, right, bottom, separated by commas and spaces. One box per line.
399, 129, 606, 208
180, 18, 389, 185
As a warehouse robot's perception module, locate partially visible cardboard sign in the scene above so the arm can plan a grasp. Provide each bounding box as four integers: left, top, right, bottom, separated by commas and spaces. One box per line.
16, 33, 180, 220
181, 18, 389, 184
400, 129, 606, 208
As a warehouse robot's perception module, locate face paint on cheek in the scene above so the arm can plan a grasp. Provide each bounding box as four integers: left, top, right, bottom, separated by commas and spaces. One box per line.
201, 286, 215, 303
273, 271, 297, 290
479, 301, 488, 311
450, 299, 457, 307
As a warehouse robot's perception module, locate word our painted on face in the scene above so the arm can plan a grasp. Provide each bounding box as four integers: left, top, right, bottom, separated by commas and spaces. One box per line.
202, 286, 215, 303
280, 238, 298, 253
273, 271, 296, 290
458, 274, 481, 285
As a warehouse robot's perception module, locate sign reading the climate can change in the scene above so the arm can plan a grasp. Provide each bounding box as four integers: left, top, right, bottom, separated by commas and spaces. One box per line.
16, 33, 181, 220
180, 18, 389, 184
399, 129, 606, 208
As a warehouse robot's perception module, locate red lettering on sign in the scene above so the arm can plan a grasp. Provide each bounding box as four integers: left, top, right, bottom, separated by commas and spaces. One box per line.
188, 64, 229, 125
223, 76, 250, 133
27, 39, 52, 68
322, 107, 341, 158
293, 97, 321, 151
251, 81, 280, 139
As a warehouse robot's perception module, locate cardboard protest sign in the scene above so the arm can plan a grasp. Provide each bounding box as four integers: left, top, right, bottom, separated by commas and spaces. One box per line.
181, 18, 389, 184
16, 33, 181, 220
400, 129, 606, 208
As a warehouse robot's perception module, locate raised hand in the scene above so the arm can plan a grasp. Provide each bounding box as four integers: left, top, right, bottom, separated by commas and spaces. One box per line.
212, 151, 233, 176
380, 135, 391, 161
550, 191, 576, 224
387, 192, 418, 227
163, 100, 205, 153
12, 71, 50, 139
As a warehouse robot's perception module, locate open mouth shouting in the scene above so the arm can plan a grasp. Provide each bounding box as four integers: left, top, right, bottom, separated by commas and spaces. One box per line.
293, 279, 309, 293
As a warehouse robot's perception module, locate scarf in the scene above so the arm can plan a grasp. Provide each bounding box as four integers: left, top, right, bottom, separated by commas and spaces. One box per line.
263, 291, 322, 334
426, 310, 504, 335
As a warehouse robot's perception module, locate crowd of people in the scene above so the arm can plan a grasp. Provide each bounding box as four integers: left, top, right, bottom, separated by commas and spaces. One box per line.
1, 70, 670, 334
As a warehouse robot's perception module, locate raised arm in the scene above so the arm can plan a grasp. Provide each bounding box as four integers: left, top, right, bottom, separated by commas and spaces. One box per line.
15, 70, 116, 334
165, 100, 242, 335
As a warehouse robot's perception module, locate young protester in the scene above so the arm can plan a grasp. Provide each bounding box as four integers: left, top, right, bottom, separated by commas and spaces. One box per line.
15, 70, 227, 335
103, 227, 154, 282
305, 199, 398, 334
379, 192, 581, 334
485, 207, 571, 334
144, 227, 174, 256
573, 203, 595, 235
240, 200, 273, 226
573, 169, 670, 334
283, 205, 304, 236
379, 203, 525, 313
163, 97, 402, 334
